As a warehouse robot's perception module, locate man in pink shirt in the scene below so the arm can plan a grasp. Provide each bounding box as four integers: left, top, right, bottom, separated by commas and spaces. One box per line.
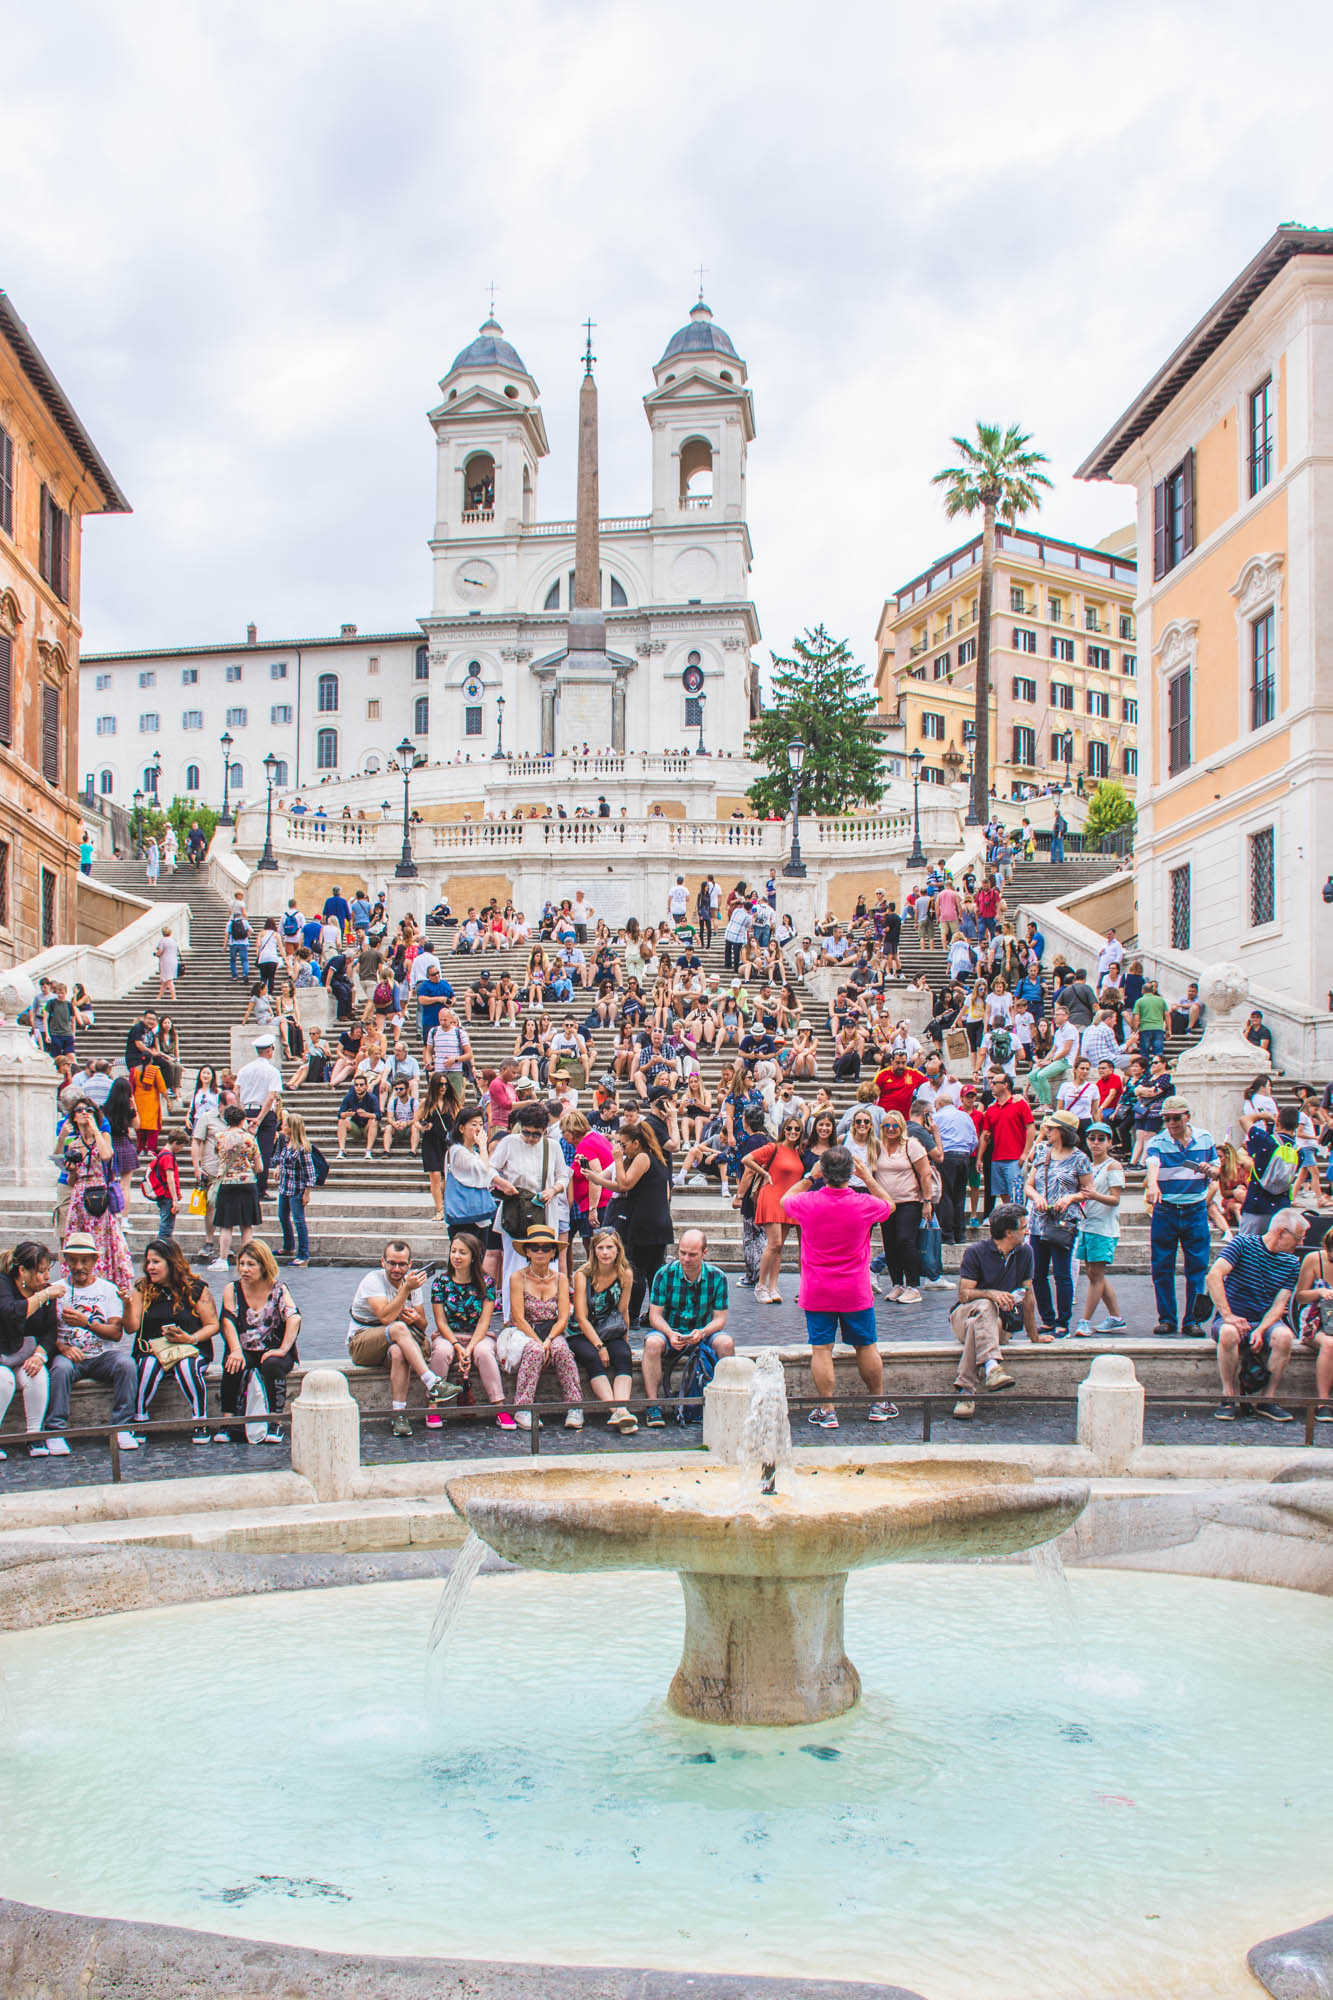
782, 1147, 898, 1430
486, 1058, 520, 1137
935, 880, 961, 942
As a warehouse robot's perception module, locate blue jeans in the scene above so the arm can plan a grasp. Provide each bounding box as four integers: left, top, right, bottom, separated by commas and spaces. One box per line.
990, 1159, 1025, 1204
279, 1191, 309, 1259
155, 1198, 176, 1237
1150, 1201, 1211, 1329
1051, 836, 1065, 864
48, 1347, 138, 1430
1032, 1236, 1074, 1330
229, 941, 250, 979
1138, 1028, 1164, 1060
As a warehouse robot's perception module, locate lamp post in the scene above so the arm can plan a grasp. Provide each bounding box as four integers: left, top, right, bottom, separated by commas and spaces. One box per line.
964, 742, 981, 826
907, 744, 927, 869
148, 750, 162, 799
257, 750, 279, 870
394, 736, 419, 878
219, 730, 234, 826
695, 693, 707, 757
782, 737, 807, 878
493, 694, 507, 760
131, 788, 144, 858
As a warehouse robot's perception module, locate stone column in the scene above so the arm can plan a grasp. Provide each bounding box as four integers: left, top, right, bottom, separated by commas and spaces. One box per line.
0, 975, 59, 1197
1076, 1354, 1144, 1474
290, 1368, 360, 1500
1169, 962, 1260, 1143
384, 877, 429, 933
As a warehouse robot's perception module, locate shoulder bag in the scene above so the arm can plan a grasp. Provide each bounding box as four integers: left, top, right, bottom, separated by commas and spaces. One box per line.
499, 1138, 548, 1241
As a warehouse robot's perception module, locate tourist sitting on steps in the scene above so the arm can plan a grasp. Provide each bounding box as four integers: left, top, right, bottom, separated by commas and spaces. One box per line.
346, 1240, 459, 1437
1205, 1212, 1306, 1423
640, 1229, 733, 1428
948, 1203, 1025, 1421
498, 1224, 583, 1433
336, 1075, 381, 1160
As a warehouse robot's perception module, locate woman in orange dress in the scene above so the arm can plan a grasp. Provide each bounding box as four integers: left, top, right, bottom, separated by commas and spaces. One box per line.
736, 1113, 808, 1305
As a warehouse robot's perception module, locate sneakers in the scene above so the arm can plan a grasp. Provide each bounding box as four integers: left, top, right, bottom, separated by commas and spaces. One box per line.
495, 1411, 518, 1430
45, 1435, 71, 1456
514, 1410, 536, 1431
1253, 1401, 1293, 1423
881, 1283, 903, 1302
335, 1149, 346, 1160
1073, 1320, 1094, 1338
191, 1430, 213, 1445
116, 1431, 142, 1450
926, 1275, 953, 1290
427, 1380, 462, 1407
897, 1287, 923, 1305
984, 1367, 1016, 1393
866, 1401, 897, 1422
644, 1404, 666, 1428
1213, 1398, 1236, 1421
291, 1258, 309, 1268
27, 1441, 49, 1457
1152, 1322, 1179, 1338
1316, 1404, 1333, 1424
564, 1409, 584, 1430
390, 1413, 413, 1437
425, 1409, 443, 1429
207, 1258, 230, 1273
607, 1408, 639, 1435
806, 1406, 839, 1429
1100, 1315, 1128, 1332
952, 1397, 976, 1421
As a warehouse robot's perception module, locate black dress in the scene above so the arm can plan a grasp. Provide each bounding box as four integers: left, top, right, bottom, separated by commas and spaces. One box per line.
420, 1106, 450, 1177
616, 1154, 673, 1322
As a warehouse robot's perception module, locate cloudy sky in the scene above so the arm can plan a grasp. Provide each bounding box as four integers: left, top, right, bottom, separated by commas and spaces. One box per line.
9, 0, 1333, 688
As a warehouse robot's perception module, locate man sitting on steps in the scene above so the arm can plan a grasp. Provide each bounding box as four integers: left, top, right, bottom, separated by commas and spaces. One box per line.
948, 1203, 1025, 1421
346, 1239, 459, 1437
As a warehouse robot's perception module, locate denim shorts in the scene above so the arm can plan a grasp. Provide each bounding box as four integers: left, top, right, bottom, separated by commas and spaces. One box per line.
1074, 1231, 1117, 1265
805, 1306, 878, 1348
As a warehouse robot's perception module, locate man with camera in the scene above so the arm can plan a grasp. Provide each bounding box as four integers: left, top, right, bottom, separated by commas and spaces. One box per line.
948, 1202, 1026, 1420
345, 1239, 459, 1437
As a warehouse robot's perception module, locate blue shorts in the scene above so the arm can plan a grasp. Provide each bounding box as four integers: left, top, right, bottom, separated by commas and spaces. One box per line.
805, 1307, 878, 1348
1075, 1231, 1117, 1265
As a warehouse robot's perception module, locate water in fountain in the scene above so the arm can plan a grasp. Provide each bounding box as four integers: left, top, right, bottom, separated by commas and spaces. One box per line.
741, 1352, 792, 1496
1028, 1541, 1084, 1660
426, 1531, 488, 1669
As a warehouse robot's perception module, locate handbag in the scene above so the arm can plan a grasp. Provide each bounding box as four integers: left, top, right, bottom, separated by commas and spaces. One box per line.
918, 1214, 943, 1282
1040, 1157, 1079, 1247
446, 1177, 496, 1226
310, 1144, 331, 1187
499, 1138, 548, 1240
147, 1336, 198, 1367
188, 1186, 208, 1215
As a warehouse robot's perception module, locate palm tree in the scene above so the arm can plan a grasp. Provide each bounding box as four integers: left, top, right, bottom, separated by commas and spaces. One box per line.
932, 424, 1052, 824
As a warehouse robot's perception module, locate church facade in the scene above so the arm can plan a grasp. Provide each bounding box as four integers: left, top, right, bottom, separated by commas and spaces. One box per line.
79, 300, 762, 806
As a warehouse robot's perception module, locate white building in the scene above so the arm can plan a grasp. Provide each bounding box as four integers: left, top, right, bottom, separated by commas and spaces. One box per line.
79, 298, 761, 809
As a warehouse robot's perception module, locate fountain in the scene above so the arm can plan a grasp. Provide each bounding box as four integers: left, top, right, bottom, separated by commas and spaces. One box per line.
447, 1359, 1088, 1725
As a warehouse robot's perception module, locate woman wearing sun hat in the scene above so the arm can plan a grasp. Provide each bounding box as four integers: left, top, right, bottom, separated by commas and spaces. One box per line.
498, 1223, 583, 1432
1024, 1109, 1094, 1339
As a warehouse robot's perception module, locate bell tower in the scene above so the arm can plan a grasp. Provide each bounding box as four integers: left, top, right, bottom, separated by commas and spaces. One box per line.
427, 315, 549, 548
644, 298, 755, 532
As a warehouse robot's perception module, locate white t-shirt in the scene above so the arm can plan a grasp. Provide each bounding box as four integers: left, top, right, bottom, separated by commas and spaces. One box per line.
56, 1274, 124, 1358
668, 885, 689, 919
347, 1269, 425, 1351
1084, 1158, 1125, 1244
235, 1058, 283, 1109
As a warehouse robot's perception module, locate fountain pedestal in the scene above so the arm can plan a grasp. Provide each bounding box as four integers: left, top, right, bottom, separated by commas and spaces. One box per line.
672, 1571, 860, 1725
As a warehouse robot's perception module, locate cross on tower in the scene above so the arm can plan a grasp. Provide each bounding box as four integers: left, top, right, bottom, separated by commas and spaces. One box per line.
486, 280, 497, 317
582, 316, 597, 375
695, 263, 708, 301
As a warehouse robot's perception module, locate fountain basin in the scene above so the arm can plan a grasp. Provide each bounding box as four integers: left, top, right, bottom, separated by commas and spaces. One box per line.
447, 1460, 1088, 1722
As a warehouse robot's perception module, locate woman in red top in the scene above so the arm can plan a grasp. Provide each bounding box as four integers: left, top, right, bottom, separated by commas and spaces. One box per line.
736, 1113, 807, 1305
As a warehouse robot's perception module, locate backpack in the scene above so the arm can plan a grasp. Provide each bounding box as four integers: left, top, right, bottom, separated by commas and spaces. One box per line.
373, 980, 394, 1009
281, 910, 300, 938
990, 1027, 1014, 1062
228, 915, 248, 941
675, 1339, 718, 1424
1257, 1137, 1299, 1197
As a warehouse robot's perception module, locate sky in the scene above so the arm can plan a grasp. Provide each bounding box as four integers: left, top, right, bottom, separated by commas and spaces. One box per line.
8, 0, 1333, 690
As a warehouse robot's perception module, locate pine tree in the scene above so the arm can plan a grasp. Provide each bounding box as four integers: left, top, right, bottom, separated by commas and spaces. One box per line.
1082, 778, 1137, 845
746, 627, 885, 818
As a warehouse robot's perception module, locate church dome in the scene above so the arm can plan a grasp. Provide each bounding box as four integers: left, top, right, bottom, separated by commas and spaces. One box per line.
449, 315, 528, 375
659, 300, 739, 364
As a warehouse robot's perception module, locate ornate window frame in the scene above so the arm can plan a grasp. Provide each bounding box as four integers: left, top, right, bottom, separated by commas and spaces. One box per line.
1154, 618, 1198, 788
1229, 552, 1284, 741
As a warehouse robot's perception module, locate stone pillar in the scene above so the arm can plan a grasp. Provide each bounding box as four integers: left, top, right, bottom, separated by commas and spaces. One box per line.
243, 868, 297, 922
293, 983, 333, 1032
1076, 1354, 1144, 1474
702, 1353, 756, 1461
1169, 963, 1260, 1143
290, 1368, 360, 1500
0, 975, 60, 1197
384, 877, 429, 933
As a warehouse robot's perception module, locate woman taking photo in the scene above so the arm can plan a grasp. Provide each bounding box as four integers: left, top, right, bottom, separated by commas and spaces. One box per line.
62, 1098, 133, 1292
125, 1236, 220, 1440
444, 1104, 498, 1274
218, 1240, 301, 1443
209, 1104, 263, 1272
1024, 1109, 1093, 1341
416, 1071, 454, 1224
735, 1111, 808, 1305
571, 1229, 638, 1433
0, 1243, 55, 1455
847, 1107, 934, 1305
430, 1230, 509, 1427
581, 1123, 673, 1323
500, 1222, 583, 1431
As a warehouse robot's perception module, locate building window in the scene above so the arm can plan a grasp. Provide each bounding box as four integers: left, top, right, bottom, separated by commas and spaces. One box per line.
415, 645, 429, 681
367, 699, 381, 720
38, 487, 70, 602
1050, 682, 1074, 711
1153, 451, 1195, 580
0, 426, 12, 537
1121, 654, 1137, 676
225, 706, 247, 728
1248, 376, 1274, 497
920, 766, 946, 785
920, 711, 945, 741
270, 661, 288, 680
1051, 731, 1073, 765
1050, 635, 1075, 662
685, 696, 703, 728
1167, 669, 1191, 775
1250, 610, 1276, 728
95, 673, 112, 691
1084, 605, 1105, 634
0, 839, 8, 926
317, 672, 339, 713
1122, 698, 1138, 723
1012, 676, 1037, 703
143, 764, 160, 795
271, 759, 288, 786
1087, 740, 1109, 779
1249, 826, 1276, 924
543, 580, 560, 611
464, 706, 483, 737
1012, 725, 1036, 767
182, 710, 203, 730
957, 637, 976, 666
98, 769, 113, 794
40, 866, 56, 948
1119, 613, 1135, 641
932, 652, 951, 678
139, 713, 160, 734
0, 636, 11, 747
1087, 645, 1111, 672
1123, 747, 1138, 777
185, 764, 200, 790
96, 714, 117, 736
1012, 627, 1036, 654
368, 656, 380, 676
225, 663, 243, 683
182, 667, 198, 684
316, 728, 338, 770
1170, 864, 1191, 949
41, 684, 59, 784
414, 695, 429, 735
271, 704, 292, 725
228, 760, 244, 789
1009, 586, 1028, 613
1048, 596, 1063, 624
1087, 690, 1110, 719
138, 671, 156, 688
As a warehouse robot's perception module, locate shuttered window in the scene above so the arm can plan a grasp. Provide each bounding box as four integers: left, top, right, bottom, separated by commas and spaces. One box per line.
1167, 669, 1191, 776
38, 486, 71, 602
41, 683, 60, 784
0, 426, 13, 537
0, 634, 11, 746
1152, 450, 1195, 580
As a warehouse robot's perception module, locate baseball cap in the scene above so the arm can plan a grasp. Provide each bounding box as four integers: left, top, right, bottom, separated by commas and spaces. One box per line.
1086, 1121, 1113, 1137
1162, 1095, 1191, 1116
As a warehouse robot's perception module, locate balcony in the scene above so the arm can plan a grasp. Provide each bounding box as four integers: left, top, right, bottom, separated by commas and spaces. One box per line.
680, 495, 712, 511
461, 509, 495, 525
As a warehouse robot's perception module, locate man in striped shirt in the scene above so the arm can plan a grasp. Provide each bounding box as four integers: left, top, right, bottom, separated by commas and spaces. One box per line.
1144, 1097, 1219, 1336
1204, 1213, 1306, 1422
427, 1010, 473, 1109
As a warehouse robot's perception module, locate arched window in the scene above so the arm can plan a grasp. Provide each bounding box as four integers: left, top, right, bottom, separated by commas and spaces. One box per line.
687, 650, 702, 667
228, 760, 244, 790
98, 769, 113, 795
463, 452, 495, 516
679, 436, 714, 505
271, 759, 289, 787
185, 764, 200, 791
143, 765, 160, 794
543, 579, 560, 611
317, 672, 339, 713
414, 695, 429, 735
316, 728, 338, 771
609, 574, 628, 607
415, 645, 429, 681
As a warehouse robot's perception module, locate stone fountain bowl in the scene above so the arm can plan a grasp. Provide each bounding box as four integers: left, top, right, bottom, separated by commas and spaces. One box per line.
445, 1460, 1089, 1578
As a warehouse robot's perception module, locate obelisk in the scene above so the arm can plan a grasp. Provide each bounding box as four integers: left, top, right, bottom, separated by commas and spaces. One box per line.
568, 320, 606, 660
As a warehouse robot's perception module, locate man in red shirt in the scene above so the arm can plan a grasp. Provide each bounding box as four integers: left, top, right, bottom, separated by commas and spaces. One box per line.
978, 1065, 1035, 1206
975, 877, 1001, 940
1095, 1059, 1124, 1119
874, 1050, 926, 1118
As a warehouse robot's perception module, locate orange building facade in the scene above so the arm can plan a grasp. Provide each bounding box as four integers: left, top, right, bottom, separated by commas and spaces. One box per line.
0, 292, 127, 968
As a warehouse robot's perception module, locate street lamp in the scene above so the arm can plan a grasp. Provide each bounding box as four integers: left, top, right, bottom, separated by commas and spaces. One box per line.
149, 750, 162, 797
907, 744, 927, 869
695, 692, 707, 757
964, 743, 981, 826
394, 736, 420, 878
257, 750, 279, 870
493, 693, 507, 760
219, 730, 235, 826
782, 737, 807, 878
131, 788, 144, 857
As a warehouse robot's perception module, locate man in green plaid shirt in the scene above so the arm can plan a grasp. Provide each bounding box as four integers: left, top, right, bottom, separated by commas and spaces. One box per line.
642, 1229, 734, 1426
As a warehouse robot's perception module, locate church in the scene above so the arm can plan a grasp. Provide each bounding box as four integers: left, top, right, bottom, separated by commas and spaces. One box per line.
79, 298, 763, 804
